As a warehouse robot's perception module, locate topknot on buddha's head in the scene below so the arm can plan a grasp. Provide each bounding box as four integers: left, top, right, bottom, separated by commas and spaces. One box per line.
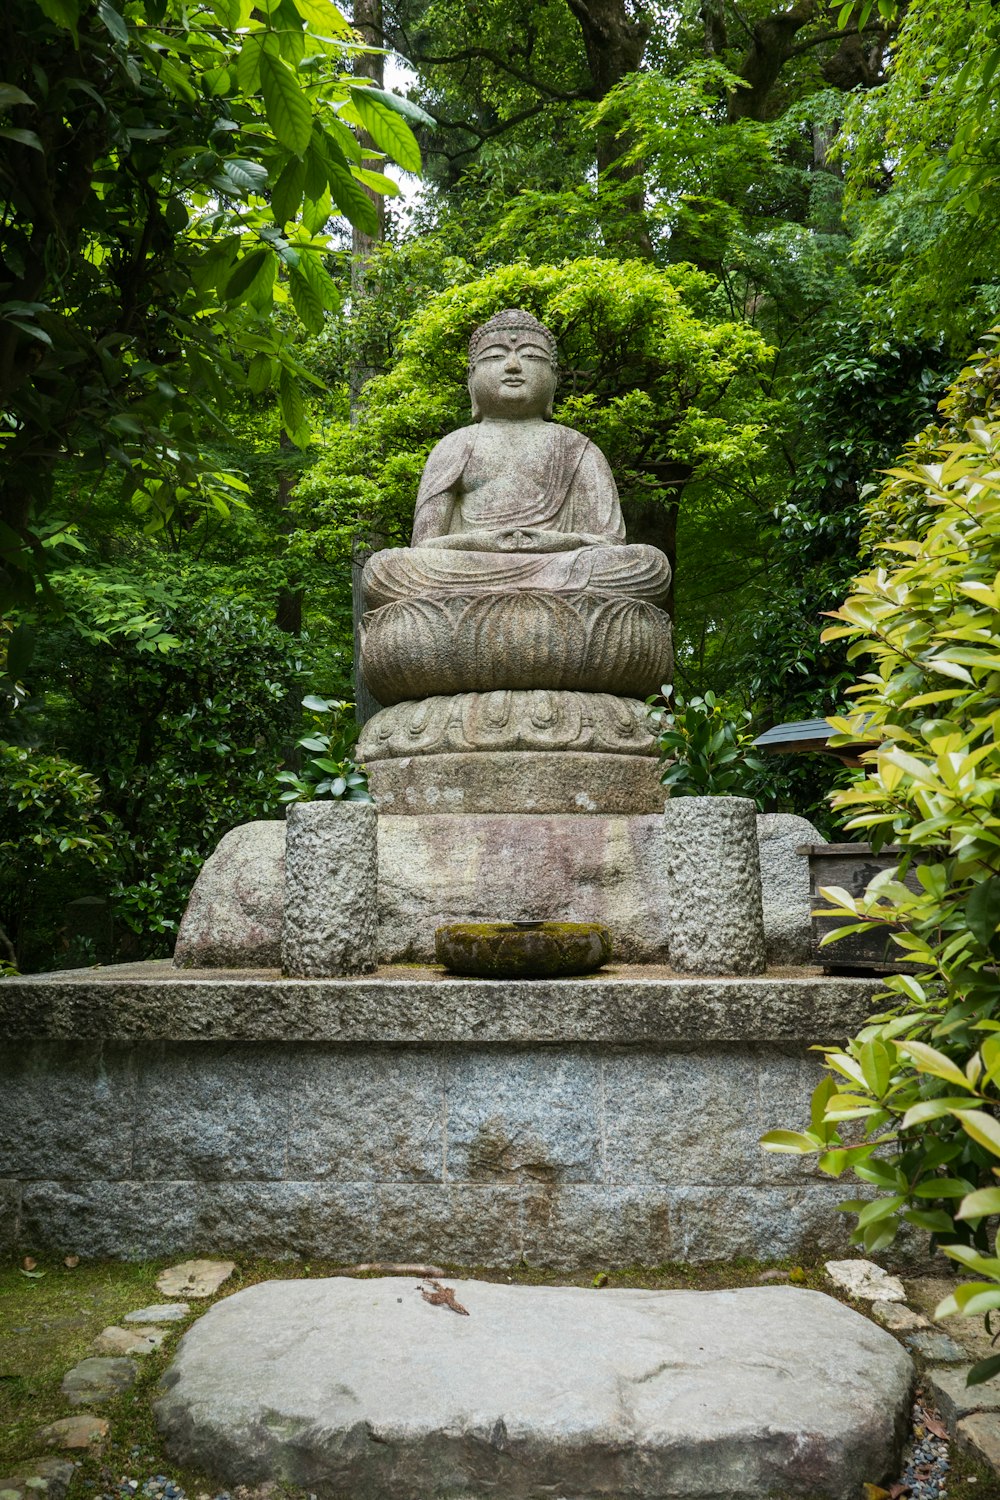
468, 309, 558, 373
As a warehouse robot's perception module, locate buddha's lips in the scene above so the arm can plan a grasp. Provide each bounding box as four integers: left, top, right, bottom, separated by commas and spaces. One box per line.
501, 376, 525, 386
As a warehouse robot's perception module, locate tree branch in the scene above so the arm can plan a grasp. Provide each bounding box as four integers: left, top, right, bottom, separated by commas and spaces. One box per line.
402, 45, 584, 101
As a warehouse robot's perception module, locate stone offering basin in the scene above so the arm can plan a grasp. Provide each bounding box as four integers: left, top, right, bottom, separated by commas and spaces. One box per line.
435, 919, 612, 977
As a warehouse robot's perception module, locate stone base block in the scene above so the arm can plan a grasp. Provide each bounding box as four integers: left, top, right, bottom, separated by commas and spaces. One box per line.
379, 812, 669, 962
367, 750, 665, 815
154, 1279, 912, 1500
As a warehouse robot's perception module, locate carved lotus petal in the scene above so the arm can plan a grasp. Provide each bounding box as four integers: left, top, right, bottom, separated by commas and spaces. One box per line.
360, 591, 672, 705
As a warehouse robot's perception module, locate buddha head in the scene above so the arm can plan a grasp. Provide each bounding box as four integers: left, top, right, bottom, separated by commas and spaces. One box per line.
468, 309, 558, 421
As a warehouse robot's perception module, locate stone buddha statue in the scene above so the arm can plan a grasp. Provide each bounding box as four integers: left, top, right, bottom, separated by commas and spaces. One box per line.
363, 309, 671, 612
357, 309, 674, 813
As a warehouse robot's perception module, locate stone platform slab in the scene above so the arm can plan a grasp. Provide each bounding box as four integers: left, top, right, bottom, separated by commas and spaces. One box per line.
154, 1277, 913, 1499
0, 965, 880, 1264
366, 749, 665, 815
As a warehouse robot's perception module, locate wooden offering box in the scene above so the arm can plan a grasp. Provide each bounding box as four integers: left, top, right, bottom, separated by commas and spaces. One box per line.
798, 843, 925, 975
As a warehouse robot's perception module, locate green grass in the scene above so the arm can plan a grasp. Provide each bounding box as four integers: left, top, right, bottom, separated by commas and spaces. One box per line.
2, 1254, 997, 1499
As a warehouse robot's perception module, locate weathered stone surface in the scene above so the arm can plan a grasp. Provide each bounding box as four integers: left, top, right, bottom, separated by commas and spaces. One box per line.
282, 801, 377, 978
664, 796, 766, 975
825, 1259, 906, 1302
94, 1324, 166, 1356
957, 1412, 1000, 1470
155, 1278, 913, 1500
365, 537, 673, 610
0, 1459, 75, 1500
123, 1303, 189, 1323
35, 1413, 110, 1451
757, 812, 823, 966
362, 590, 673, 703
156, 1258, 235, 1298
367, 749, 665, 815
61, 1355, 137, 1406
0, 1045, 134, 1179
871, 1301, 930, 1332
0, 1178, 19, 1253
357, 690, 658, 759
174, 821, 284, 970
436, 920, 612, 977
0, 965, 882, 1044
904, 1329, 966, 1362
379, 811, 670, 963
927, 1365, 1000, 1430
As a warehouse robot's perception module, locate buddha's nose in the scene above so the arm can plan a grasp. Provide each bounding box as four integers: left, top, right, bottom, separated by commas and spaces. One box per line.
504, 349, 522, 371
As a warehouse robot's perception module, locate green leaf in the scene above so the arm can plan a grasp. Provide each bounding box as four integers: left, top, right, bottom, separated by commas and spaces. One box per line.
0, 85, 35, 109
956, 1187, 1000, 1220
0, 128, 43, 151
31, 0, 79, 41
966, 878, 1000, 948
897, 1040, 972, 1091
289, 267, 325, 334
759, 1130, 818, 1154
302, 694, 332, 711
326, 160, 379, 235
279, 365, 305, 440
259, 51, 312, 155
291, 0, 353, 35
272, 156, 306, 227
957, 1110, 1000, 1157
247, 352, 273, 394
968, 1354, 1000, 1387
225, 247, 269, 302
354, 85, 436, 129
348, 86, 422, 174
97, 0, 128, 45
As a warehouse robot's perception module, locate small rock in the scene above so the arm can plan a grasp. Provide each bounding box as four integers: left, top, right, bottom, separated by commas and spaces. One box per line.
824, 1258, 906, 1302
756, 1269, 790, 1283
61, 1355, 138, 1406
871, 1302, 930, 1332
905, 1330, 967, 1364
0, 1460, 76, 1500
958, 1411, 1000, 1469
156, 1259, 235, 1299
123, 1304, 189, 1325
926, 1365, 1000, 1430
35, 1413, 110, 1452
94, 1326, 166, 1357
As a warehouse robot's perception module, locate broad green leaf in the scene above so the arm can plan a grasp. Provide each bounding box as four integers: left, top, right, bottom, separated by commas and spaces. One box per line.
0, 85, 35, 109
957, 1109, 1000, 1157
225, 247, 269, 302
272, 156, 306, 227
279, 364, 305, 436
292, 0, 354, 35
956, 1187, 1000, 1219
759, 1130, 817, 1154
348, 86, 422, 173
897, 1040, 973, 1091
326, 161, 379, 235
966, 877, 1000, 948
259, 51, 312, 155
354, 85, 435, 129
0, 128, 43, 151
31, 0, 80, 41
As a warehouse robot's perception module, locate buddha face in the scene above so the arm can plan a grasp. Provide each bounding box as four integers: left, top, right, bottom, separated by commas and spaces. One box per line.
468, 332, 556, 421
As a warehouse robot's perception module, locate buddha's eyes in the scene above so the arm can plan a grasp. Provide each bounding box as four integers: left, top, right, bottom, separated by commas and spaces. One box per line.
477, 343, 549, 363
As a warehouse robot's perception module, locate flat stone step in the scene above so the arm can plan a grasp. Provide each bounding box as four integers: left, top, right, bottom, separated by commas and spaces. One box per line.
154, 1278, 912, 1500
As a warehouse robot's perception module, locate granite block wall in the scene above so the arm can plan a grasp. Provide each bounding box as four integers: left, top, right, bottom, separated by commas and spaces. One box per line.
0, 1040, 857, 1265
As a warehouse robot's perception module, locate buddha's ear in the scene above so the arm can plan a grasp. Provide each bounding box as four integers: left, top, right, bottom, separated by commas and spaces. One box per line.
468, 378, 482, 422
544, 371, 557, 420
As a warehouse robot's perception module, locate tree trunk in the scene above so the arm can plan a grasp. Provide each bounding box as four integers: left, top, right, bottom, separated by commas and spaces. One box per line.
564, 0, 654, 259
728, 0, 817, 122
275, 428, 303, 637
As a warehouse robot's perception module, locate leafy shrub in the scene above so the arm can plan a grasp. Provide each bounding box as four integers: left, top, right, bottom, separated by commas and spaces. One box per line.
0, 745, 115, 971
648, 686, 766, 799
761, 334, 1000, 1376
276, 696, 372, 803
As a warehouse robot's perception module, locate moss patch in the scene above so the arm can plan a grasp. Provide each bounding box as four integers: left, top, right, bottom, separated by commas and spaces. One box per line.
435, 920, 612, 977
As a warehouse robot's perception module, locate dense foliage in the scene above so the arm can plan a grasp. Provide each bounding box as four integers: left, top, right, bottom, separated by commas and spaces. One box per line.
1, 0, 993, 970
762, 338, 1000, 1370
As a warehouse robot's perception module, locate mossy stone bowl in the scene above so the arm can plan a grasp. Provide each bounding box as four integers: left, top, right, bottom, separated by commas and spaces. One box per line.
435, 920, 612, 978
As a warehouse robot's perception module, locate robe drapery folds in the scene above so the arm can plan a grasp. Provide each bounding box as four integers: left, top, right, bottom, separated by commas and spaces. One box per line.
362, 423, 671, 612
